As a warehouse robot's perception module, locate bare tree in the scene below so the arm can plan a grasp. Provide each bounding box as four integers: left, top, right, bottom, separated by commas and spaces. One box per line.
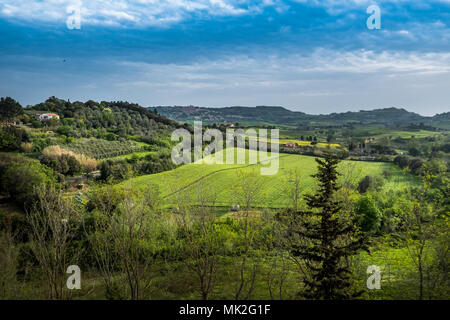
109, 186, 160, 300
83, 185, 121, 299
27, 185, 81, 299
85, 185, 161, 300
283, 168, 303, 211
232, 169, 265, 300
175, 182, 221, 300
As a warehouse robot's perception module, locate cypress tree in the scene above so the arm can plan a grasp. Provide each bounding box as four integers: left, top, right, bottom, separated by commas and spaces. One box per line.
290, 152, 367, 299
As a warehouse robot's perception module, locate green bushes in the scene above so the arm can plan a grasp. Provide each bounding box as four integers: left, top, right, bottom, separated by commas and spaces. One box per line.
0, 158, 56, 205
0, 127, 30, 151
31, 137, 54, 152
98, 152, 176, 181
0, 97, 23, 122
56, 125, 72, 136
357, 175, 384, 193
40, 153, 82, 176
394, 155, 424, 175
40, 145, 97, 174
355, 195, 381, 233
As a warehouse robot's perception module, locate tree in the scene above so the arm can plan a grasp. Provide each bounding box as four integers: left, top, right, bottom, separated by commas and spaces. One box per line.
289, 153, 367, 299
175, 182, 222, 300
408, 146, 421, 157
1, 160, 55, 205
355, 195, 381, 233
27, 185, 81, 299
401, 167, 441, 300
83, 185, 124, 299
232, 169, 265, 300
0, 126, 30, 151
283, 168, 303, 211
326, 131, 335, 143
357, 175, 384, 194
108, 186, 159, 300
0, 97, 23, 122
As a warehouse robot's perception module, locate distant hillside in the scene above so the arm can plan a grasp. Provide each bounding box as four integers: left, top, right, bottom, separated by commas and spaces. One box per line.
154, 105, 436, 126
154, 105, 306, 124
432, 112, 450, 120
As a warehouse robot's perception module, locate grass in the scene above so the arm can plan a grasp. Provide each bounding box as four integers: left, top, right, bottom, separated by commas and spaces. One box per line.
124, 148, 419, 208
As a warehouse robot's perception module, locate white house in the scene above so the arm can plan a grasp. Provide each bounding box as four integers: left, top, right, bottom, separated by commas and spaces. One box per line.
35, 113, 60, 121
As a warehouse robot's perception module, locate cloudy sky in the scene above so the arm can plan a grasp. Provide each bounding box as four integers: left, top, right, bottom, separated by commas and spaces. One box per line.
0, 0, 449, 115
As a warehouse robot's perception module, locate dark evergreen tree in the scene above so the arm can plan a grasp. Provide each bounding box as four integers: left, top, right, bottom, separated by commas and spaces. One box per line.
290, 152, 368, 299
0, 97, 23, 122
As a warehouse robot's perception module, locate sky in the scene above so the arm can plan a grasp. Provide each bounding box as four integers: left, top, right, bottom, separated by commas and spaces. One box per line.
0, 0, 449, 116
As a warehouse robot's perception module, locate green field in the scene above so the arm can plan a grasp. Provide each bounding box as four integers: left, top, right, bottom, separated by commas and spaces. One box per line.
125, 148, 419, 208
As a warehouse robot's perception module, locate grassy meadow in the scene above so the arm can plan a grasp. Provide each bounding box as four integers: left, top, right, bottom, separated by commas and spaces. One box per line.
126, 148, 419, 208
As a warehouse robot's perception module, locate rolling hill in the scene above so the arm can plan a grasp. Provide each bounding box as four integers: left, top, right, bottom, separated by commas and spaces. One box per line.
153, 105, 437, 126
125, 148, 419, 208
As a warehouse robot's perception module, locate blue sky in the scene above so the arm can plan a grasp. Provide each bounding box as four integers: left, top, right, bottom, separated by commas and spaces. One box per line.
0, 0, 449, 115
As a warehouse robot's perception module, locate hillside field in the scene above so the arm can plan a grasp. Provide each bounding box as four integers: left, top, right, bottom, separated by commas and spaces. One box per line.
125, 148, 419, 208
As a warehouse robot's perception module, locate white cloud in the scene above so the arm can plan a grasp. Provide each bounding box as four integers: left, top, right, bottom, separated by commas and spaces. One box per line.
100, 49, 450, 114
0, 0, 274, 27
2, 49, 449, 115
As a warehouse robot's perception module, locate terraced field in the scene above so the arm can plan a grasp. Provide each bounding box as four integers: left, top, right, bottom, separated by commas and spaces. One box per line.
125, 148, 419, 208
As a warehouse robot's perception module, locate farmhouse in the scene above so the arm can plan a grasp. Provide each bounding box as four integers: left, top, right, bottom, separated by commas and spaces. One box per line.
35, 113, 60, 121
285, 142, 297, 148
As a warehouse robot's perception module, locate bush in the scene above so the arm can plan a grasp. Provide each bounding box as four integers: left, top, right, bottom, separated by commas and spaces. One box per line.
40, 153, 82, 176
0, 127, 30, 151
0, 160, 55, 205
408, 147, 421, 157
31, 120, 43, 128
57, 125, 72, 136
355, 195, 381, 232
20, 142, 33, 153
394, 155, 424, 175
357, 175, 384, 194
42, 145, 97, 173
409, 158, 424, 175
394, 155, 410, 169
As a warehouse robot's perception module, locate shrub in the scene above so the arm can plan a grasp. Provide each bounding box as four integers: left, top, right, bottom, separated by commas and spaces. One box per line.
394, 155, 424, 175
56, 125, 72, 136
408, 147, 421, 157
0, 127, 30, 151
357, 175, 384, 194
31, 120, 43, 128
40, 153, 82, 176
42, 145, 97, 173
394, 155, 410, 169
20, 142, 33, 153
409, 158, 424, 175
0, 160, 55, 205
355, 195, 381, 232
